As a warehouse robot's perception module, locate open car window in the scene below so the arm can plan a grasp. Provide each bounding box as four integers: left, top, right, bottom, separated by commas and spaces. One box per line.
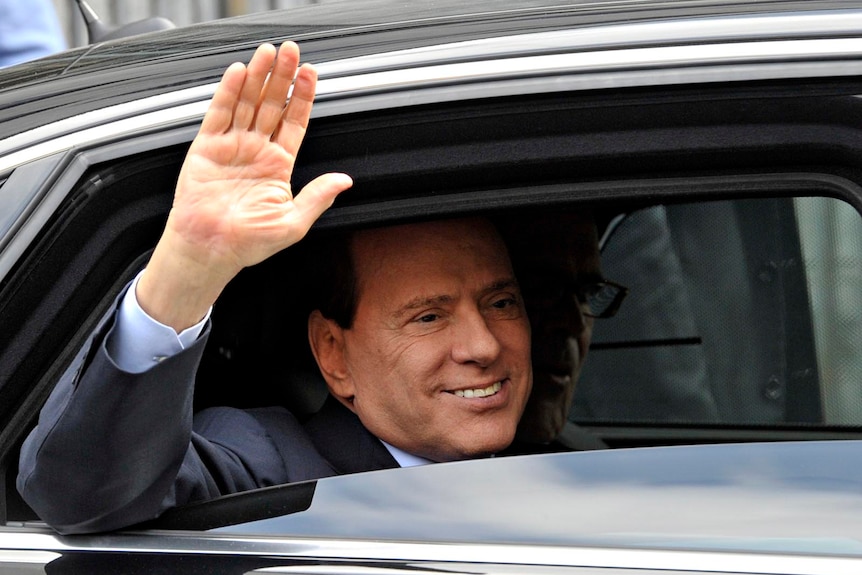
195, 193, 862, 439
132, 190, 862, 531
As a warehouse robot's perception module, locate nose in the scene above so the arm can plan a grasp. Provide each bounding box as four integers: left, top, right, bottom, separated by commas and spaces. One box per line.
450, 307, 503, 366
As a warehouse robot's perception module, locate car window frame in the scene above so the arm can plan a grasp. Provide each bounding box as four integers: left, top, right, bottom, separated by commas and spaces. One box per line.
5, 71, 862, 544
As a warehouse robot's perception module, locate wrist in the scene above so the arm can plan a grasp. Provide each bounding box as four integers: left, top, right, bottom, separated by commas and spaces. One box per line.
137, 230, 239, 332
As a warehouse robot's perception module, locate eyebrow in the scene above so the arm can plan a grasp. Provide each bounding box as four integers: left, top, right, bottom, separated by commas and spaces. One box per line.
483, 278, 520, 295
393, 294, 455, 320
391, 277, 520, 320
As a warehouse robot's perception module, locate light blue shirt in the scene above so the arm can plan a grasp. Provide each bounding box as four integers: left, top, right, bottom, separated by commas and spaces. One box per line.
106, 272, 209, 373
380, 441, 432, 467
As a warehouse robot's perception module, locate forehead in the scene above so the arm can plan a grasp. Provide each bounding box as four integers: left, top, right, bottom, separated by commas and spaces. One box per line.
350, 218, 514, 298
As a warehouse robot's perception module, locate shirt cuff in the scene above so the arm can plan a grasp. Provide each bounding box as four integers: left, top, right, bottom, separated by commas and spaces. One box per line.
106, 271, 211, 373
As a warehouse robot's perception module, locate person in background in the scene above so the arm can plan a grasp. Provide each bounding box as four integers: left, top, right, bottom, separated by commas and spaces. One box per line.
503, 211, 625, 453
0, 0, 66, 68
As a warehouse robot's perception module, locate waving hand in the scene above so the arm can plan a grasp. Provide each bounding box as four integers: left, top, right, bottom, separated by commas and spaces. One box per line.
138, 42, 352, 331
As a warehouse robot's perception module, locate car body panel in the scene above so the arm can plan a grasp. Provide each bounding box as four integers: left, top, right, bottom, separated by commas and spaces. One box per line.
4, 442, 862, 573
2, 0, 862, 139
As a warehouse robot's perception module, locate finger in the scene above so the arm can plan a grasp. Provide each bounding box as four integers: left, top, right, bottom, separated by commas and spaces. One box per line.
233, 43, 277, 131
199, 62, 247, 135
273, 63, 317, 155
289, 172, 353, 234
254, 41, 300, 136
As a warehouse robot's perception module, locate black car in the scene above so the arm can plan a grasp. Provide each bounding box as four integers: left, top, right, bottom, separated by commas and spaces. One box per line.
2, 1, 862, 573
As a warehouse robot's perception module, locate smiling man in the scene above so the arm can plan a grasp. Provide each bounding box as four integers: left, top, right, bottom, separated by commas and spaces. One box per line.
310, 218, 533, 463
17, 42, 536, 534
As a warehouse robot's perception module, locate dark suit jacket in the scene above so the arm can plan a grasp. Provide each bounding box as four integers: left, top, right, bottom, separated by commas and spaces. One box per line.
17, 303, 397, 535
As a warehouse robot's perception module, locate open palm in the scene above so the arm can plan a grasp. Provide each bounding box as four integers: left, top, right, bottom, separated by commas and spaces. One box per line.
138, 42, 351, 331
171, 42, 352, 272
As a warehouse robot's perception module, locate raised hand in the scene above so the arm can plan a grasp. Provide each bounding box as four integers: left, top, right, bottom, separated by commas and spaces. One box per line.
138, 42, 352, 331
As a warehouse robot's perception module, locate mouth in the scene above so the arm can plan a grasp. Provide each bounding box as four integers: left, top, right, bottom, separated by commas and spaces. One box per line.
534, 366, 571, 388
534, 337, 582, 388
447, 381, 504, 398
547, 372, 573, 389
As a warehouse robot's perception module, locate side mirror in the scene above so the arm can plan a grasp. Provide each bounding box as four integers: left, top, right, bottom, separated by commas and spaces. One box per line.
75, 0, 175, 44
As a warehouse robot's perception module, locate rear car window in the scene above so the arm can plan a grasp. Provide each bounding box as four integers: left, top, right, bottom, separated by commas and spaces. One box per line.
574, 196, 862, 430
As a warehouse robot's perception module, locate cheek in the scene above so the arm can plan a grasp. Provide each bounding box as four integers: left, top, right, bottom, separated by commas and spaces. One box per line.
346, 324, 410, 369
390, 334, 454, 382
348, 330, 450, 400
499, 318, 533, 391
508, 318, 533, 359
579, 318, 595, 359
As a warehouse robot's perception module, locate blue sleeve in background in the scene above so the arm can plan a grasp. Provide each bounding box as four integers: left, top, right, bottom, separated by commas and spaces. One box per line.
0, 0, 66, 68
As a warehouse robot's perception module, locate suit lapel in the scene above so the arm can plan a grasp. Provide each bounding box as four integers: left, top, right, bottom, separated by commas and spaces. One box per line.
304, 395, 399, 474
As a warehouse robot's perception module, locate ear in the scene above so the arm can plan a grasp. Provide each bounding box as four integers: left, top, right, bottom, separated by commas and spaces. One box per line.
308, 310, 356, 408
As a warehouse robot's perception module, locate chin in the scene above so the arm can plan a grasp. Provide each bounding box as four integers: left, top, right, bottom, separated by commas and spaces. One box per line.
516, 413, 562, 444
448, 425, 519, 461
515, 376, 571, 443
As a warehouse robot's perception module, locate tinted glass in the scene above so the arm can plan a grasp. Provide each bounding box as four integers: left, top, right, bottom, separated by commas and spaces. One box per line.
574, 196, 862, 427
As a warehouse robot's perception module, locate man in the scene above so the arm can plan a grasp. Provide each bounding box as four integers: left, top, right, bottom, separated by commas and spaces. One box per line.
505, 212, 618, 452
17, 42, 534, 534
309, 218, 532, 462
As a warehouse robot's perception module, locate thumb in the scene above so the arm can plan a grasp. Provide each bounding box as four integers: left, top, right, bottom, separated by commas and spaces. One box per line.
292, 172, 353, 230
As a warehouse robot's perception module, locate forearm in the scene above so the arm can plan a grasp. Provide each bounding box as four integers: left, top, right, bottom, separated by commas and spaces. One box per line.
17, 306, 210, 534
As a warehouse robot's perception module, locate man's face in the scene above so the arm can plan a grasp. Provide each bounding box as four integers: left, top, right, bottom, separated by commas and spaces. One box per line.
513, 216, 600, 443
323, 218, 532, 462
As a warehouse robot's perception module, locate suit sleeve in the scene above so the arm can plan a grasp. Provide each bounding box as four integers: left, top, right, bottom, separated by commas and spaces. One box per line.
16, 299, 292, 534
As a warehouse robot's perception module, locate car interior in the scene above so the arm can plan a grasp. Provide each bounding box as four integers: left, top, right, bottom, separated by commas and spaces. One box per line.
2, 86, 862, 529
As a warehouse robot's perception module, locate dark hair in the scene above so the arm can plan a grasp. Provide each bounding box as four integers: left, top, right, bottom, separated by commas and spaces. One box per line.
308, 214, 557, 330
307, 230, 359, 329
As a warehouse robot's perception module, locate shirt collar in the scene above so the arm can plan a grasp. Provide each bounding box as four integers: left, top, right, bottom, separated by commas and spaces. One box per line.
380, 440, 433, 467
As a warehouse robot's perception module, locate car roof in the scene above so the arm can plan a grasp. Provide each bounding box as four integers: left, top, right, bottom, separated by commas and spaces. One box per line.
0, 0, 859, 140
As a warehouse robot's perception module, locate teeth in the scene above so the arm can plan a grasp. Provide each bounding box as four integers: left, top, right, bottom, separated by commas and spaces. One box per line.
453, 381, 502, 398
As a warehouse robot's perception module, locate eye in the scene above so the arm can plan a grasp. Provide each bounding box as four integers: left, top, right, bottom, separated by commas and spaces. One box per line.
491, 297, 517, 309
488, 292, 523, 316
416, 313, 439, 323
